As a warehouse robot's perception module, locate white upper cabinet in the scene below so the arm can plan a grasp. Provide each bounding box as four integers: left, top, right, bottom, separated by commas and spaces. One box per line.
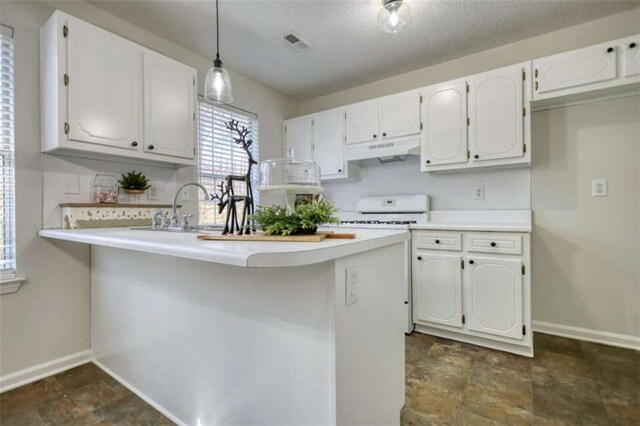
284, 117, 313, 161
143, 51, 195, 159
468, 63, 525, 162
465, 257, 524, 340
622, 37, 640, 78
67, 18, 141, 150
345, 101, 380, 144
313, 109, 345, 178
413, 253, 463, 329
533, 42, 618, 98
380, 91, 421, 139
421, 80, 467, 167
41, 11, 196, 166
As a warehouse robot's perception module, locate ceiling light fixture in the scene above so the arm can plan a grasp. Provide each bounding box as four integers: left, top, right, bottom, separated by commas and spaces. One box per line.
378, 0, 411, 34
205, 0, 233, 104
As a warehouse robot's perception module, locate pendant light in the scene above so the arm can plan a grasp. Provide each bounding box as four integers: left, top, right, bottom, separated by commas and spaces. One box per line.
378, 0, 411, 34
205, 0, 233, 104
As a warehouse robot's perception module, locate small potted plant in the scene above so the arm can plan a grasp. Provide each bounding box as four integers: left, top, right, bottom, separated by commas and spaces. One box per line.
118, 171, 151, 203
252, 198, 340, 236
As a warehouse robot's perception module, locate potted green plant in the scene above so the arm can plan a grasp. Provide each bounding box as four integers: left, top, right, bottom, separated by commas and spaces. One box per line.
118, 171, 151, 195
252, 199, 340, 236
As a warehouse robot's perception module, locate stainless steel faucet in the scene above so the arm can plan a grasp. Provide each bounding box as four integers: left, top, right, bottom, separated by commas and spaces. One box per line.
172, 183, 210, 228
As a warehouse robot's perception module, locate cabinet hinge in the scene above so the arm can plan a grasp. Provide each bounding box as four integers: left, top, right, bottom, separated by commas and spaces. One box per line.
420, 122, 423, 131
63, 25, 69, 38
523, 107, 526, 117
419, 94, 423, 103
467, 117, 470, 126
522, 69, 526, 81
193, 147, 196, 156
523, 144, 527, 154
534, 68, 539, 78
467, 150, 470, 159
284, 126, 287, 133
535, 81, 539, 91
522, 264, 526, 275
522, 325, 527, 336
344, 112, 347, 120
64, 122, 69, 135
461, 259, 464, 269
193, 112, 196, 121
466, 83, 469, 93
193, 77, 195, 86
311, 119, 314, 126
64, 74, 69, 86
462, 314, 466, 325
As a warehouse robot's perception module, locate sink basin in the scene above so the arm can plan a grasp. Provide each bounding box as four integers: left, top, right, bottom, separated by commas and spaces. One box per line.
130, 225, 225, 233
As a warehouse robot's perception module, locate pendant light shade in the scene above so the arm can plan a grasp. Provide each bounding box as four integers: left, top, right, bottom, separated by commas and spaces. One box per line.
378, 0, 411, 34
205, 0, 233, 104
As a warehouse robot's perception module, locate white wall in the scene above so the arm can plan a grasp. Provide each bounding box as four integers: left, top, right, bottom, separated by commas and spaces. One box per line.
1, 0, 297, 380
531, 95, 640, 339
324, 160, 530, 212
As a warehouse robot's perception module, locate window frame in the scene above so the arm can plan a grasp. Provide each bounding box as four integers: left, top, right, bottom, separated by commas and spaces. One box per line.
196, 97, 259, 226
0, 23, 16, 282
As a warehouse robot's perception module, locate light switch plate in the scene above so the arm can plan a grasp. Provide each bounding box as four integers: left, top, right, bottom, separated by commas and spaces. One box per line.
147, 184, 159, 200
474, 185, 485, 200
180, 189, 190, 202
592, 179, 608, 197
345, 267, 358, 307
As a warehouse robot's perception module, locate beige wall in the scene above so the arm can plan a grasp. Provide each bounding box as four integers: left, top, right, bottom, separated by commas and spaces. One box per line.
298, 8, 640, 115
1, 0, 297, 378
531, 95, 640, 338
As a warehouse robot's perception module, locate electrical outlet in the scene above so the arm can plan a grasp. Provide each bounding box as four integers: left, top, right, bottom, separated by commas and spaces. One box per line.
474, 185, 485, 200
345, 267, 358, 307
63, 174, 80, 194
592, 179, 608, 197
147, 184, 159, 200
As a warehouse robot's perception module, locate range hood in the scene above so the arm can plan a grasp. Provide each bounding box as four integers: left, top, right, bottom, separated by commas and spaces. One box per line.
346, 136, 421, 163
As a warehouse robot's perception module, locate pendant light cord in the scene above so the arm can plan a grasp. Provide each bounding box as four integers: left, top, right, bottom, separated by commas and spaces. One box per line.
215, 0, 220, 60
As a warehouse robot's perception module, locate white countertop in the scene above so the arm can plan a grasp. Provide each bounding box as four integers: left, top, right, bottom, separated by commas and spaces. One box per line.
38, 227, 410, 268
411, 210, 532, 233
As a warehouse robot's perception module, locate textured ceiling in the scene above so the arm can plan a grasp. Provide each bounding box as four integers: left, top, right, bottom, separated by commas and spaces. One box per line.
87, 0, 640, 100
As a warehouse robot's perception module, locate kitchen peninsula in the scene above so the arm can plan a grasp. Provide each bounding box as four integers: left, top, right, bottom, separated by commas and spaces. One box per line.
38, 227, 409, 426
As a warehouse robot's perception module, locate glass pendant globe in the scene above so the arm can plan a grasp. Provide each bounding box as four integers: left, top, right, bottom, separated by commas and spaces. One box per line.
204, 66, 233, 104
378, 0, 411, 34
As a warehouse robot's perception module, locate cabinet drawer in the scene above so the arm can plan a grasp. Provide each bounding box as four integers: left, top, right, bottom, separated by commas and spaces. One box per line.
414, 232, 462, 251
466, 233, 522, 255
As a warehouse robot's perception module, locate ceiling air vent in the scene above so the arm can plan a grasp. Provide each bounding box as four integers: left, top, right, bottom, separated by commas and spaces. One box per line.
282, 31, 314, 53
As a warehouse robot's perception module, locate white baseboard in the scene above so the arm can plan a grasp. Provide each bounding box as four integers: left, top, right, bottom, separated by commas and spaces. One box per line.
532, 321, 640, 351
0, 349, 92, 393
92, 360, 185, 426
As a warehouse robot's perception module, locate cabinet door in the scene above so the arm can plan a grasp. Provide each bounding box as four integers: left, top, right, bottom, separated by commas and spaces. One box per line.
623, 39, 640, 78
380, 91, 421, 139
313, 110, 345, 178
67, 20, 141, 150
533, 43, 617, 95
465, 257, 523, 340
413, 253, 463, 328
284, 117, 313, 161
143, 52, 196, 159
345, 101, 379, 144
421, 81, 468, 166
468, 64, 524, 162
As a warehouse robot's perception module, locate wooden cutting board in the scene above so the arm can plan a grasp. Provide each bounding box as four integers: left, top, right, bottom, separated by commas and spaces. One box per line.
197, 231, 355, 242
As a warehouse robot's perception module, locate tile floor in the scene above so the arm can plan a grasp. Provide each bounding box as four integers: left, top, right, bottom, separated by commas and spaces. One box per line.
1, 333, 638, 425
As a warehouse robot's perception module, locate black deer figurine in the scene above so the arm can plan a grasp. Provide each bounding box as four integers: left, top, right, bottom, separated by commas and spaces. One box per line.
212, 119, 257, 235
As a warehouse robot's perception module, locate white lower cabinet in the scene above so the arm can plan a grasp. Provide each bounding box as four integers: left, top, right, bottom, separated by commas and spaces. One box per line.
412, 230, 532, 356
414, 253, 463, 328
465, 257, 523, 340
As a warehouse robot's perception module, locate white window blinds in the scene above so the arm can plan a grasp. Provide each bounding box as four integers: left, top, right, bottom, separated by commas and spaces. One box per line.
0, 24, 15, 280
197, 99, 259, 225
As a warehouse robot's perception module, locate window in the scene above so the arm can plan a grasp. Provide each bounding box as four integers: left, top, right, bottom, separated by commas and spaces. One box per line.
0, 24, 15, 280
197, 99, 259, 225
